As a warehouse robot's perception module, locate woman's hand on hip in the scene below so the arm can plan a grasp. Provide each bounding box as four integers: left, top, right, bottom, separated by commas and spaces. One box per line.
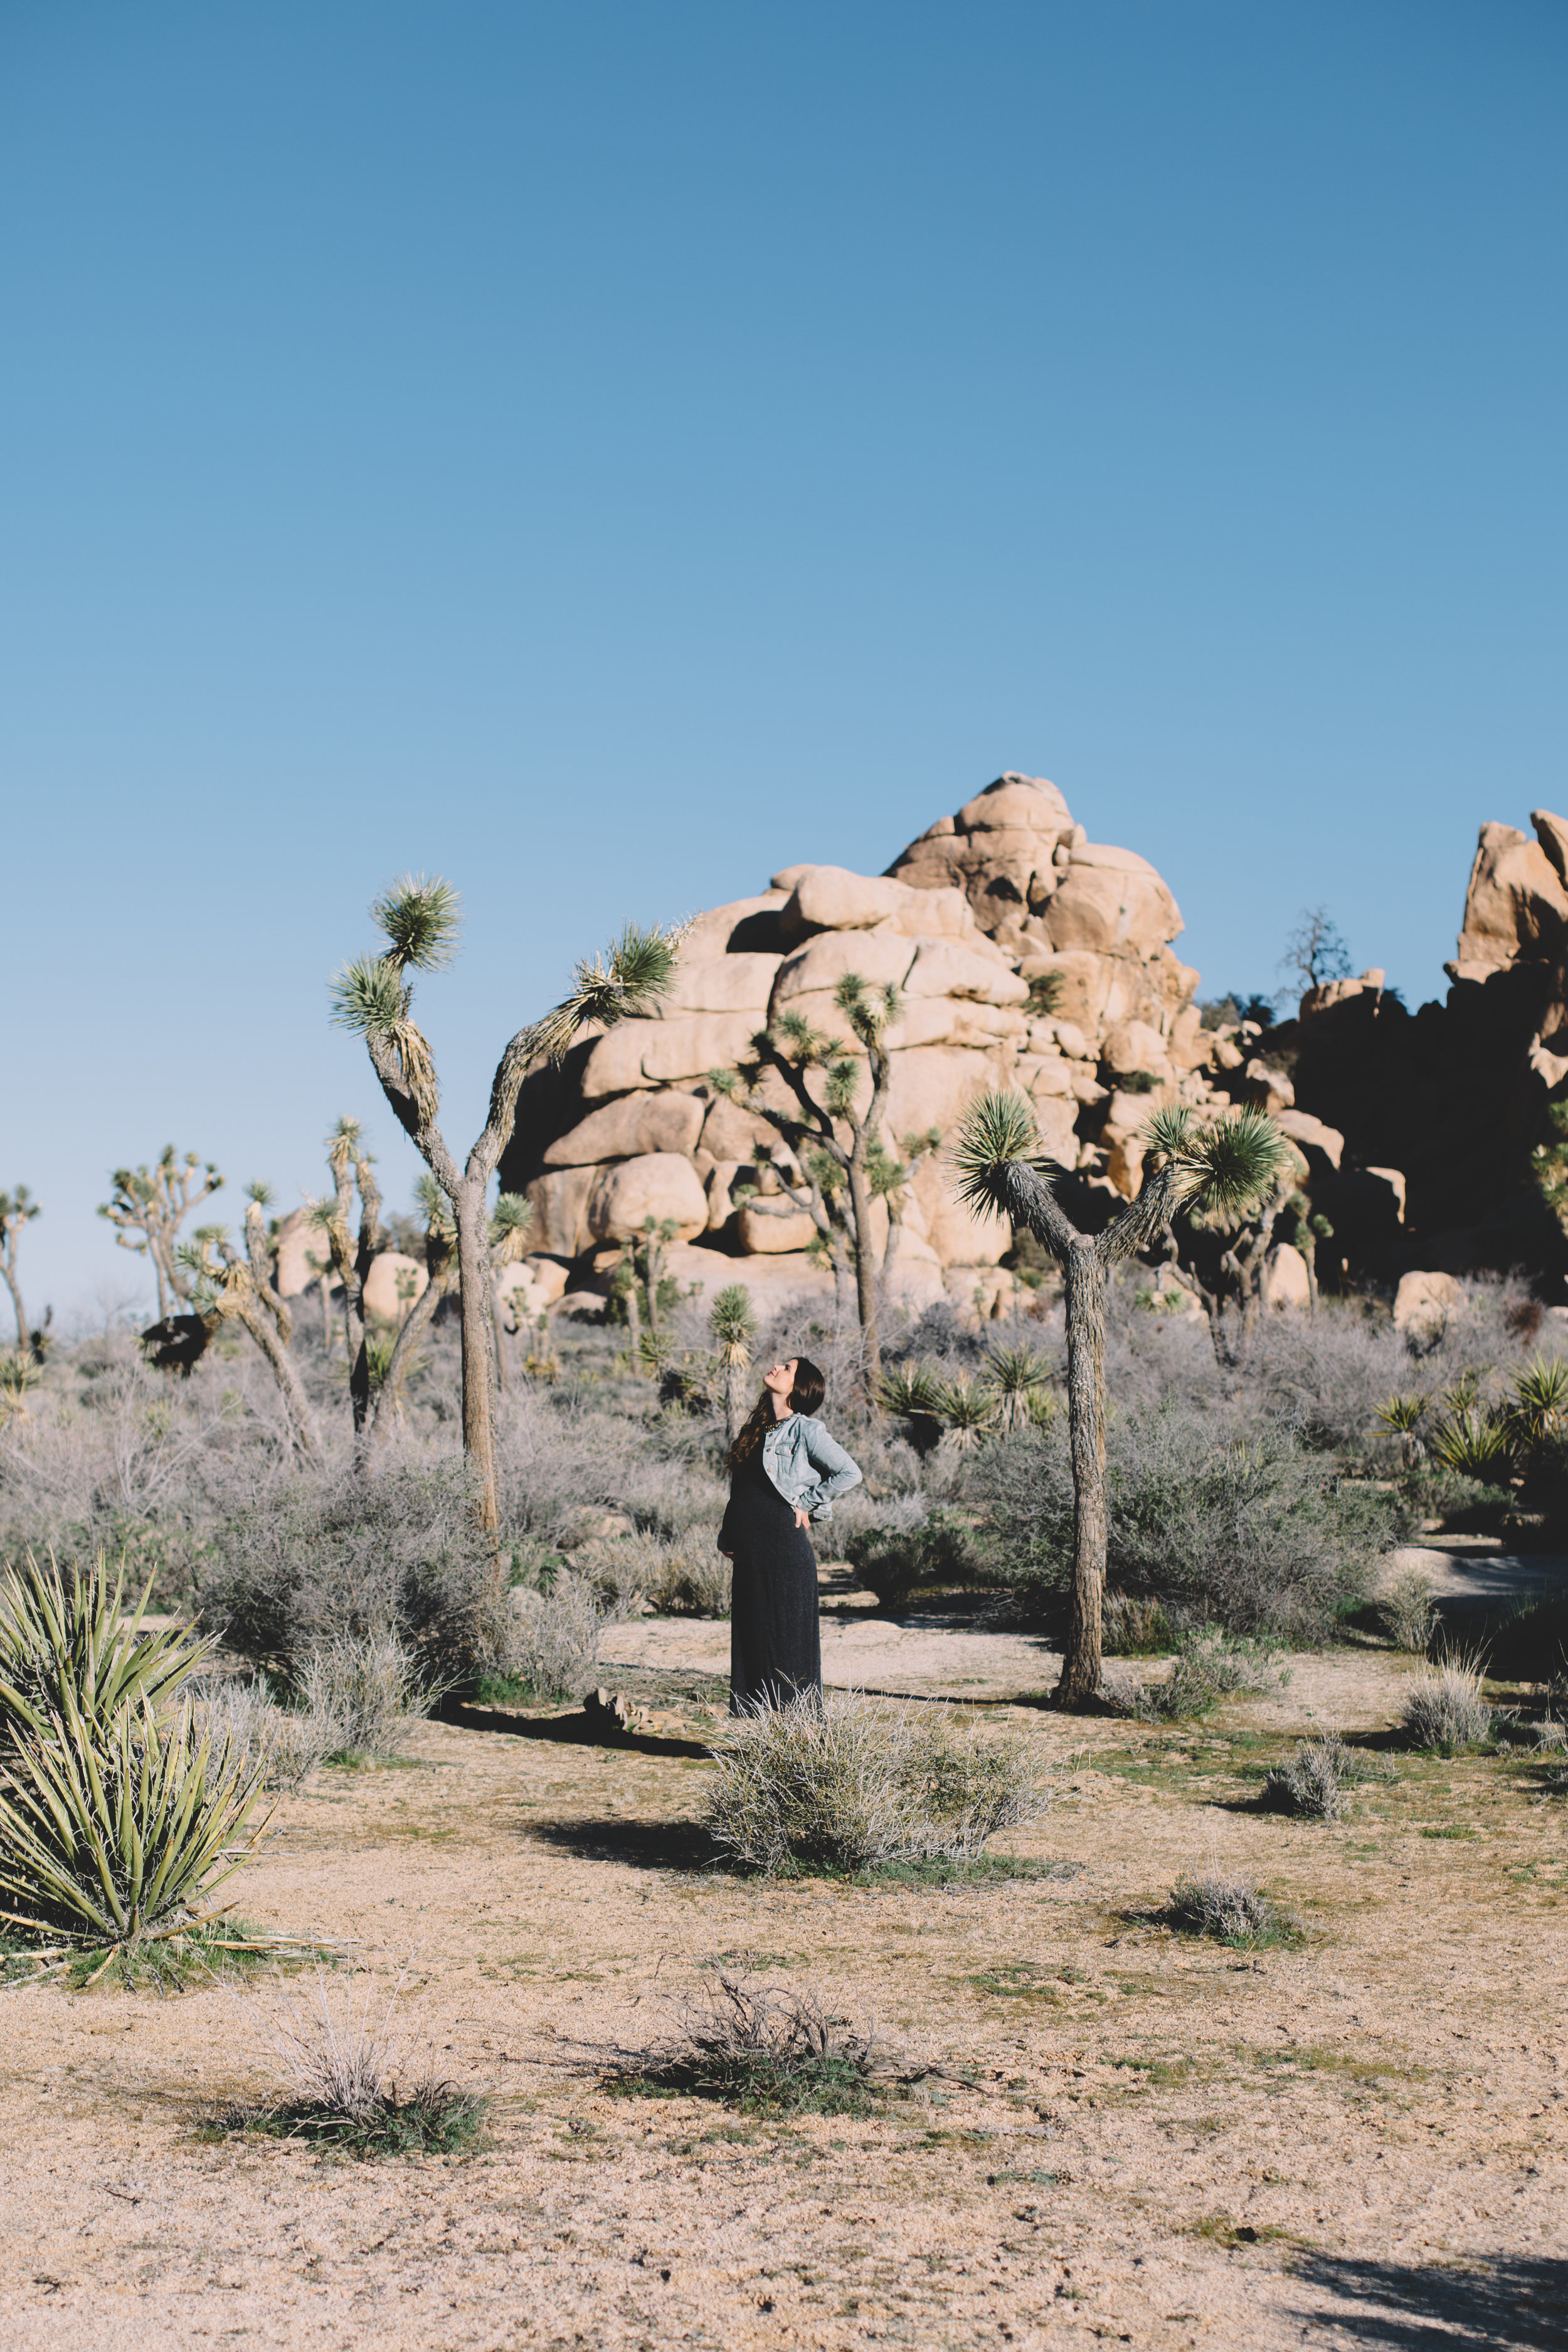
793, 1507, 810, 1530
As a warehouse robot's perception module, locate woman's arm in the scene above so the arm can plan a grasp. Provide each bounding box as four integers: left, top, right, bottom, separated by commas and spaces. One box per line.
794, 1422, 863, 1520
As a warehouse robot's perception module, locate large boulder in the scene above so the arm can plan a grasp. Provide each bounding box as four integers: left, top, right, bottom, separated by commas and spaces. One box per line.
1450, 821, 1568, 982
587, 1154, 709, 1243
544, 1091, 706, 1165
272, 1206, 331, 1298
362, 1251, 428, 1323
1393, 1269, 1466, 1341
499, 770, 1197, 1286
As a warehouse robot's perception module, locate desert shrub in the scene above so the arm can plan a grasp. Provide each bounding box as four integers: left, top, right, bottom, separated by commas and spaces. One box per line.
201, 1463, 492, 1685
233, 1967, 487, 2156
603, 1971, 889, 2116
573, 1528, 731, 1617
193, 1674, 343, 1792
841, 1502, 977, 1608
1167, 1870, 1300, 1948
1400, 1656, 1495, 1751
295, 1634, 431, 1757
500, 1570, 621, 1702
1379, 1568, 1437, 1653
1100, 1628, 1278, 1722
967, 1404, 1389, 1642
1260, 1734, 1352, 1820
1102, 1589, 1174, 1656
703, 1689, 1046, 1875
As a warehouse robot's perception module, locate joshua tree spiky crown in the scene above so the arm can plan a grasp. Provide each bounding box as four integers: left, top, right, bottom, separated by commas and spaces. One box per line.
709, 1283, 758, 1364
952, 1090, 1289, 1254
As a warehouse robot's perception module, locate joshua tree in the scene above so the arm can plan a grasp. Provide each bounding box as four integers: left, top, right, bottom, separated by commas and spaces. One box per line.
309, 1117, 383, 1443
954, 1091, 1287, 1707
710, 970, 899, 1401
157, 1222, 322, 1461
1155, 1148, 1325, 1364
871, 1126, 942, 1282
331, 874, 683, 1556
0, 1187, 40, 1352
710, 1283, 758, 1447
98, 1148, 223, 1318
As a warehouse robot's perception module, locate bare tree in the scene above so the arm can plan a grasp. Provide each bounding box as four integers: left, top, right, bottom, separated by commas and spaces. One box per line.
710, 970, 899, 1401
953, 1093, 1286, 1707
0, 1187, 40, 1352
98, 1148, 223, 1318
330, 874, 683, 1560
1279, 906, 1352, 997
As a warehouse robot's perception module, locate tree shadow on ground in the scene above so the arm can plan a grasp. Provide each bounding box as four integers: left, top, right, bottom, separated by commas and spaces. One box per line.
1288, 2252, 1568, 2348
526, 1817, 717, 1872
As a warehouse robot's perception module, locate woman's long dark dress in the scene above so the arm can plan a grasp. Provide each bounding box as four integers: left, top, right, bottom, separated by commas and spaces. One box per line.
724, 1439, 822, 1715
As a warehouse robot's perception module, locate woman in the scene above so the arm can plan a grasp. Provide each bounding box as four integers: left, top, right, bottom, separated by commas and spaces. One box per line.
718, 1355, 862, 1715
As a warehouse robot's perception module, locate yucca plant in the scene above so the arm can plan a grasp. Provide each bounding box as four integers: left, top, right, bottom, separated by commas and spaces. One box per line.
931, 1371, 999, 1452
0, 1695, 267, 1973
1428, 1406, 1512, 1481
332, 876, 684, 1559
952, 1089, 1287, 1705
1374, 1392, 1429, 1468
0, 1350, 41, 1424
983, 1344, 1051, 1434
0, 1551, 212, 1754
1507, 1355, 1568, 1452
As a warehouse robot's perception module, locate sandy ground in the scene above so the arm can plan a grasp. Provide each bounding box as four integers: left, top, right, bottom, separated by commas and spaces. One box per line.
1, 1619, 1565, 2350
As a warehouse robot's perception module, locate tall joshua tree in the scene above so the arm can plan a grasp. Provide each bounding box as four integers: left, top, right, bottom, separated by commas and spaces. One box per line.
331, 874, 683, 1554
710, 1282, 758, 1448
953, 1091, 1286, 1707
0, 1187, 40, 1351
711, 970, 899, 1400
99, 1148, 223, 1318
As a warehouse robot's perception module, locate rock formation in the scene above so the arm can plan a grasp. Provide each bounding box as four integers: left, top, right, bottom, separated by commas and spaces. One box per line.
497, 774, 1263, 1308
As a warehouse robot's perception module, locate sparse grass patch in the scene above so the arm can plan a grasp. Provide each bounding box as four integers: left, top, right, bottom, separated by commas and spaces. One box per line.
1260, 1735, 1353, 1820
601, 1973, 899, 2116
214, 1965, 489, 2158
1166, 1870, 1303, 1949
1379, 1569, 1438, 1654
1399, 1656, 1496, 1753
1101, 1629, 1280, 1722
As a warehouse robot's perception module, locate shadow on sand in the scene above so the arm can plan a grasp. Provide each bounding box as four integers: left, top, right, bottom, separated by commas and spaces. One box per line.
1288, 2252, 1568, 2349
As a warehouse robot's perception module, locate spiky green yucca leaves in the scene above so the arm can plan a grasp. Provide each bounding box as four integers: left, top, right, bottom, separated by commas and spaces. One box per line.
877, 1364, 941, 1418
1375, 1394, 1429, 1436
932, 1370, 998, 1449
710, 1284, 759, 1364
953, 1089, 1289, 1232
1429, 1407, 1512, 1479
0, 1696, 265, 1949
1141, 1103, 1291, 1216
833, 972, 901, 1044
984, 1345, 1051, 1433
489, 1192, 534, 1265
1508, 1355, 1568, 1449
0, 1552, 213, 1752
372, 874, 464, 972
529, 922, 686, 1064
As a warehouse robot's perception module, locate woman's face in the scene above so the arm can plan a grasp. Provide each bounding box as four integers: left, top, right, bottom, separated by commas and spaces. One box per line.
763, 1359, 798, 1400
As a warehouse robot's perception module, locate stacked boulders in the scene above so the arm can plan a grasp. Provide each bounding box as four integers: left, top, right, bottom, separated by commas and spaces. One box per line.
499, 773, 1261, 1310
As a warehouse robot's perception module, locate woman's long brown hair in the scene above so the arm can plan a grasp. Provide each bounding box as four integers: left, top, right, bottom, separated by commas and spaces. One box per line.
725, 1357, 827, 1470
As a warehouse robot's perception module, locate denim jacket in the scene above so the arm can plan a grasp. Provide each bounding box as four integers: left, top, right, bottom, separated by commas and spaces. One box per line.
721, 1414, 862, 1547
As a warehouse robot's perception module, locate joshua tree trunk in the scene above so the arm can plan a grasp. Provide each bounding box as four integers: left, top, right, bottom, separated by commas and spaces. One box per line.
1059, 1239, 1110, 1705
229, 1285, 321, 1461
1, 1264, 26, 1351
453, 1178, 499, 1545
847, 1156, 881, 1396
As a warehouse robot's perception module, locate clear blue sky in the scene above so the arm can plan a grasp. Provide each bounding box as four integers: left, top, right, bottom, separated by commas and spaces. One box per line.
4, 1, 1564, 1323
